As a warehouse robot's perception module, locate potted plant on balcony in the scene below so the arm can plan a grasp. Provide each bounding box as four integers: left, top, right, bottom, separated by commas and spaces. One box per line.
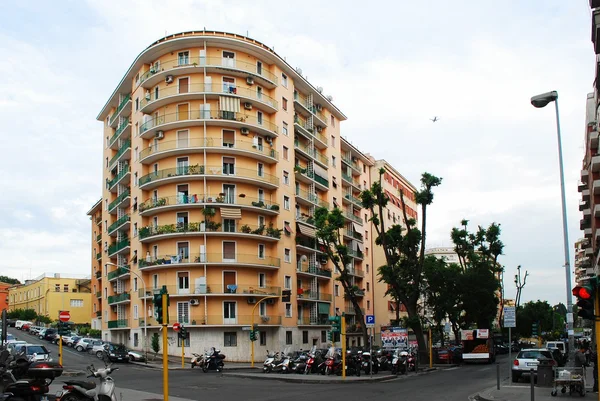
270, 204, 279, 211
251, 200, 265, 208
266, 223, 282, 239
240, 224, 252, 234
251, 225, 265, 235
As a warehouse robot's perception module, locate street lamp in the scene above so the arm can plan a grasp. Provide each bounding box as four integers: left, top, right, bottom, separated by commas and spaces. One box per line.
530, 90, 573, 353
105, 262, 148, 363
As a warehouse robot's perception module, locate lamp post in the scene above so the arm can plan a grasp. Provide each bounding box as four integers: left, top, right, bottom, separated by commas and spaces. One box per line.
105, 262, 148, 362
530, 91, 573, 353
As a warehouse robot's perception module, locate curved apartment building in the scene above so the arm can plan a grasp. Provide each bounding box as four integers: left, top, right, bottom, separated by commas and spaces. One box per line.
91, 31, 385, 360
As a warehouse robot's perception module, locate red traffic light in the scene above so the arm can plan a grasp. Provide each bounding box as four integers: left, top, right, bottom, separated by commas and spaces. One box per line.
573, 285, 593, 300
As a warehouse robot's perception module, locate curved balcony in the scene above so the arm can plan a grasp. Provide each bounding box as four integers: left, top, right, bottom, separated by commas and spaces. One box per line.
109, 139, 131, 171
140, 56, 278, 90
139, 194, 280, 217
139, 110, 278, 140
107, 166, 130, 192
139, 138, 278, 165
140, 83, 278, 114
138, 283, 281, 298
138, 222, 282, 243
108, 189, 130, 214
109, 121, 131, 150
109, 94, 131, 128
138, 165, 279, 190
138, 253, 280, 271
108, 214, 130, 236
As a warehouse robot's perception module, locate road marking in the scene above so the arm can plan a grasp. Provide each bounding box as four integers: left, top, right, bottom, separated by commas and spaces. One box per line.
479, 367, 491, 371
445, 367, 459, 371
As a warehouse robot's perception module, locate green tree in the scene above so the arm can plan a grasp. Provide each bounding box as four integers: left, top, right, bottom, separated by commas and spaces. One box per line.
516, 300, 554, 338
0, 276, 20, 285
314, 207, 368, 346
151, 333, 161, 355
7, 308, 37, 321
361, 170, 442, 360
451, 220, 503, 329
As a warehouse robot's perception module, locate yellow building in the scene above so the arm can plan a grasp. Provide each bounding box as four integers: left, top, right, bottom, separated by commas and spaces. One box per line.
8, 273, 92, 324
90, 30, 414, 360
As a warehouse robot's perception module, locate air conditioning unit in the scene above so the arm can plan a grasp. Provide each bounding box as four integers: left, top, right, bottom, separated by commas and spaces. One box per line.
247, 297, 257, 304
240, 127, 250, 135
261, 316, 271, 322
244, 102, 253, 110
189, 299, 200, 306
266, 299, 275, 305
155, 131, 164, 139
165, 75, 174, 84
316, 104, 322, 111
316, 126, 323, 133
246, 76, 254, 85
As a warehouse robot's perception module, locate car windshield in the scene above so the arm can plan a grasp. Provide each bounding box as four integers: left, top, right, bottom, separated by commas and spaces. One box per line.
112, 344, 127, 351
519, 351, 552, 359
26, 346, 48, 355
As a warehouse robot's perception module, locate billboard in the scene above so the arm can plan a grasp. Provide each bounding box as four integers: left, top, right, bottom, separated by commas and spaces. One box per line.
381, 326, 408, 349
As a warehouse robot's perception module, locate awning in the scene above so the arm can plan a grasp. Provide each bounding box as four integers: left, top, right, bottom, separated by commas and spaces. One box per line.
352, 223, 359, 233
333, 198, 339, 208
356, 242, 363, 252
220, 207, 241, 219
313, 163, 328, 179
219, 96, 240, 112
332, 177, 337, 186
296, 223, 316, 238
284, 222, 293, 235
318, 303, 330, 314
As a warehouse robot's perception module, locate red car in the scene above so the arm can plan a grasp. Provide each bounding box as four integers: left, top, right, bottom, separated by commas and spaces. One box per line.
22, 323, 31, 331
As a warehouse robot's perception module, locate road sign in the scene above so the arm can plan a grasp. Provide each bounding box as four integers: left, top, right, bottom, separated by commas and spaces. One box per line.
444, 322, 451, 333
503, 306, 516, 328
366, 315, 375, 328
172, 322, 181, 332
59, 311, 71, 322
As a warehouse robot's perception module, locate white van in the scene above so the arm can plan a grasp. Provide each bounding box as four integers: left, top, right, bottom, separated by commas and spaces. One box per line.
545, 341, 566, 356
15, 320, 33, 330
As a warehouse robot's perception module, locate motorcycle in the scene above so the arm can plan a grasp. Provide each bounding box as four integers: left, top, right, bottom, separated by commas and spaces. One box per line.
0, 349, 63, 401
377, 349, 393, 371
319, 347, 341, 375
57, 363, 118, 401
190, 353, 202, 369
343, 351, 361, 377
390, 350, 408, 375
407, 352, 416, 372
361, 351, 378, 374
291, 349, 311, 374
304, 349, 325, 374
262, 350, 279, 373
201, 348, 225, 373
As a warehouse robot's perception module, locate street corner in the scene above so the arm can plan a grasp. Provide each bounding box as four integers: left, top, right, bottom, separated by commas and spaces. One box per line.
472, 385, 562, 401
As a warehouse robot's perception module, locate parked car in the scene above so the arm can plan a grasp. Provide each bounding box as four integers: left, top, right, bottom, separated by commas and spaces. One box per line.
37, 328, 47, 338
65, 336, 82, 347
512, 348, 556, 382
41, 328, 57, 342
103, 343, 129, 363
15, 320, 33, 330
127, 349, 146, 362
7, 341, 28, 354
12, 343, 52, 362
89, 342, 107, 358
74, 338, 96, 352
21, 323, 31, 332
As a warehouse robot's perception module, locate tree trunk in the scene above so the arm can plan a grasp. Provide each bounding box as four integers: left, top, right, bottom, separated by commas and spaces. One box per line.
405, 302, 428, 363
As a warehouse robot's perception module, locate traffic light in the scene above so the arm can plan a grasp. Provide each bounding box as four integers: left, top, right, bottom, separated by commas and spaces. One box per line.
327, 330, 333, 342
153, 287, 170, 324
573, 280, 596, 320
57, 321, 70, 336
531, 322, 538, 337
281, 290, 291, 303
328, 315, 341, 333
249, 324, 258, 341
178, 325, 187, 340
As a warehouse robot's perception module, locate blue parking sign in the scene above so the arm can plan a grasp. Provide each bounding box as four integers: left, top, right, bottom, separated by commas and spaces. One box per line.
366, 315, 375, 327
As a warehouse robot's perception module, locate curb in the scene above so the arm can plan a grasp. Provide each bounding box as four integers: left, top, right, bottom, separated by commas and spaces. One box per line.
129, 361, 258, 371
224, 372, 398, 384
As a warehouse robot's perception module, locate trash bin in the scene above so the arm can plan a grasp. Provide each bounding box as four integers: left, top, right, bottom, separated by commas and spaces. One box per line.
537, 358, 554, 387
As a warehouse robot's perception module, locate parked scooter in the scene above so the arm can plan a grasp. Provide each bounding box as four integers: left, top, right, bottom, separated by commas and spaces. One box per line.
291, 348, 312, 374
361, 350, 379, 374
320, 347, 342, 375
201, 348, 225, 373
262, 350, 279, 373
407, 351, 416, 372
377, 349, 393, 371
343, 350, 361, 377
0, 349, 63, 401
390, 350, 408, 375
304, 349, 325, 374
57, 363, 118, 401
191, 353, 203, 369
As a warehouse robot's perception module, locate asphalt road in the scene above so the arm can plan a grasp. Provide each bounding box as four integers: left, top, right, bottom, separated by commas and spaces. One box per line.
8, 327, 515, 400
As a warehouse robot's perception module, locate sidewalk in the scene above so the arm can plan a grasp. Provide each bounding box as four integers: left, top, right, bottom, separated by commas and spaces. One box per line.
50, 384, 195, 401
130, 354, 255, 370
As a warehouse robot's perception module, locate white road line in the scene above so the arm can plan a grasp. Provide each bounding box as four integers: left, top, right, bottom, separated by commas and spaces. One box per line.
480, 367, 491, 371
444, 367, 459, 371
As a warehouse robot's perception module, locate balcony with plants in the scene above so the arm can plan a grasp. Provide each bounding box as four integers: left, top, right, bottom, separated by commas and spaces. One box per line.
108, 215, 130, 235
108, 189, 130, 213
138, 110, 278, 140
139, 193, 279, 216
138, 220, 282, 242
138, 253, 280, 270
139, 137, 278, 165
138, 283, 281, 298
138, 165, 279, 190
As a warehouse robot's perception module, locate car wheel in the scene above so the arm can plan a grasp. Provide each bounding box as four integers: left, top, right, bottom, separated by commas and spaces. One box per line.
96, 351, 104, 359
76, 346, 84, 352
130, 355, 136, 362
512, 372, 521, 383
202, 366, 208, 373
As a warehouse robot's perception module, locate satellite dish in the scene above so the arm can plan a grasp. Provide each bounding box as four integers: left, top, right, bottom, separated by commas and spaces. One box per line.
300, 255, 308, 262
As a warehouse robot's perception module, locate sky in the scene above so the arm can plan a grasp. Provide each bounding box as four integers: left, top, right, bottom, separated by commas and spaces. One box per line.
0, 0, 594, 307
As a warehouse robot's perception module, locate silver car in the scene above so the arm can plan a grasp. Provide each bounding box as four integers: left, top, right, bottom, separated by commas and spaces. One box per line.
512, 348, 556, 382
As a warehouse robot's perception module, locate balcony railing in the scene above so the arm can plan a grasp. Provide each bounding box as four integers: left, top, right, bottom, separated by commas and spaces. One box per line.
313, 174, 329, 188
348, 268, 365, 277
344, 211, 363, 224
297, 316, 330, 325
139, 110, 278, 137
140, 56, 278, 86
342, 173, 360, 188
296, 262, 332, 278
347, 249, 364, 259
344, 229, 363, 241
96, 234, 102, 243
107, 293, 130, 304
139, 253, 280, 269
344, 192, 362, 208
96, 311, 102, 317
139, 138, 278, 161
109, 94, 131, 126
109, 121, 131, 148
107, 319, 129, 329
107, 266, 130, 280
138, 223, 282, 240
140, 83, 278, 110
296, 237, 321, 251
95, 271, 102, 279
294, 140, 329, 166
297, 291, 333, 302
139, 315, 282, 326
296, 214, 316, 226
341, 155, 361, 173
108, 238, 130, 255
108, 189, 130, 212
109, 139, 131, 167
96, 253, 102, 261
138, 165, 278, 187
138, 284, 281, 297
95, 291, 102, 298
108, 215, 130, 234
139, 194, 280, 214
107, 166, 130, 190
295, 187, 328, 208
294, 114, 327, 144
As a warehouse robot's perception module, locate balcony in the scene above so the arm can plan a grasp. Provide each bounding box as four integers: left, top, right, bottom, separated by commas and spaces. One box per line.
593, 9, 600, 54
96, 234, 102, 243
342, 155, 361, 176
294, 140, 328, 168
343, 192, 362, 208
344, 211, 363, 225
585, 227, 593, 239
96, 291, 102, 298
138, 223, 282, 243
342, 173, 361, 190
583, 189, 591, 202
297, 290, 332, 302
138, 284, 281, 298
140, 315, 282, 327
344, 229, 363, 242
140, 83, 278, 114
294, 115, 327, 149
107, 319, 129, 329
579, 181, 588, 192
108, 189, 130, 214
296, 214, 316, 227
108, 238, 130, 257
295, 187, 328, 208
107, 266, 130, 281
139, 194, 280, 216
348, 268, 365, 277
107, 166, 130, 192
593, 179, 600, 195
348, 248, 364, 260
297, 316, 330, 326
296, 261, 332, 278
95, 271, 102, 279
582, 169, 590, 182
107, 293, 130, 305
139, 110, 278, 140
109, 94, 131, 128
138, 165, 279, 190
109, 139, 131, 170
108, 215, 130, 235
585, 247, 594, 257
96, 311, 102, 317
296, 237, 322, 252
590, 131, 599, 149
293, 91, 328, 128
109, 121, 131, 150
139, 137, 278, 165
96, 253, 102, 261
138, 253, 280, 270
592, 155, 600, 172
140, 56, 278, 90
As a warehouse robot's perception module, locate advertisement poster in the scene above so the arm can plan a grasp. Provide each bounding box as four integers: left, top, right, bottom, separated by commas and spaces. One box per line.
381, 327, 408, 349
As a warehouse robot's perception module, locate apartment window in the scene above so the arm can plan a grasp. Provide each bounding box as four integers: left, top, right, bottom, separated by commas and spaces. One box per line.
224, 332, 237, 347
366, 264, 369, 273
283, 146, 289, 160
282, 74, 288, 88
282, 122, 288, 136
259, 302, 266, 316
105, 200, 108, 211
133, 197, 137, 212
367, 300, 371, 311
332, 156, 336, 167
105, 157, 108, 168
257, 163, 264, 177
178, 51, 190, 66
63, 284, 69, 293
285, 304, 292, 318
133, 277, 138, 292
134, 172, 138, 187
334, 284, 339, 297
154, 86, 159, 100
365, 231, 368, 240
321, 330, 327, 343
258, 244, 265, 259
133, 305, 139, 319
302, 331, 309, 344
331, 115, 335, 127
284, 248, 291, 263
366, 247, 369, 256
258, 215, 266, 228
177, 302, 190, 324
153, 274, 159, 289
70, 299, 83, 307
223, 157, 235, 175
135, 97, 139, 111
363, 165, 366, 173
104, 288, 107, 299
366, 282, 370, 292
104, 222, 107, 233
134, 147, 138, 161
283, 171, 289, 185
258, 273, 266, 288
257, 111, 263, 125
285, 331, 292, 345
282, 97, 288, 110
284, 196, 290, 210
223, 219, 236, 233
330, 135, 336, 146
260, 331, 267, 346
284, 275, 291, 290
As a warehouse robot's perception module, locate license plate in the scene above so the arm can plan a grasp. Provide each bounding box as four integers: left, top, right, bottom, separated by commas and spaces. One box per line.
526, 362, 537, 366
55, 391, 63, 397
41, 396, 49, 401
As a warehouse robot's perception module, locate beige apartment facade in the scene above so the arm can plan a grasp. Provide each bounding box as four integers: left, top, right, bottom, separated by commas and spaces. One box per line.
91, 31, 414, 360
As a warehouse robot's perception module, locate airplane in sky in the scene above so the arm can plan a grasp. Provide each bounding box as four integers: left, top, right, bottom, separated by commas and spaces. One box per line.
430, 116, 440, 122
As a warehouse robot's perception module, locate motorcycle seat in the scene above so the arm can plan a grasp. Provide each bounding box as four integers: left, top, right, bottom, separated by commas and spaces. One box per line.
64, 380, 97, 390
